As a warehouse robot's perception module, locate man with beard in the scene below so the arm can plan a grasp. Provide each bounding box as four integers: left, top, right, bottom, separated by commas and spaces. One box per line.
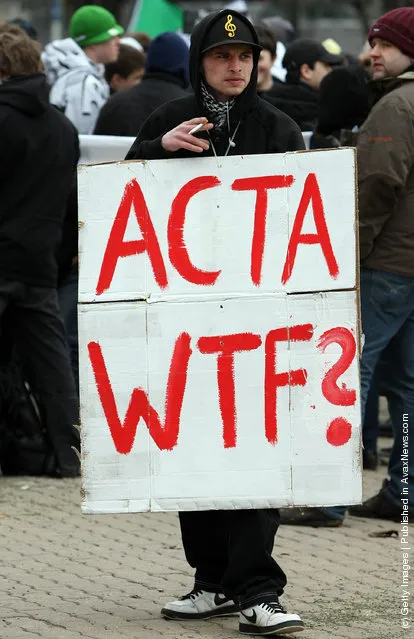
281, 6, 414, 528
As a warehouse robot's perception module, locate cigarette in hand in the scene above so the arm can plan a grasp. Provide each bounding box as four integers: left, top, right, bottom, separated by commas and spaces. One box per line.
189, 123, 204, 135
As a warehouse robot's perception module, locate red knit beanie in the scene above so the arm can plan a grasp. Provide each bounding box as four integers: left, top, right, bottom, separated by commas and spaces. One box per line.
368, 7, 414, 58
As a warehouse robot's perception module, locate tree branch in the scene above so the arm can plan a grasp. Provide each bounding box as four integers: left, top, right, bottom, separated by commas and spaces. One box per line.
351, 0, 371, 36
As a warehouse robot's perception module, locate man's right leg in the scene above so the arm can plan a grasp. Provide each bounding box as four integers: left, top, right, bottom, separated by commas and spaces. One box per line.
179, 510, 229, 590
161, 510, 239, 620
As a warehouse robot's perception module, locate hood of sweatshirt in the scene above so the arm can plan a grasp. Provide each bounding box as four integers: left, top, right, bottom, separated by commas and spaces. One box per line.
0, 73, 49, 117
42, 37, 103, 87
189, 9, 260, 124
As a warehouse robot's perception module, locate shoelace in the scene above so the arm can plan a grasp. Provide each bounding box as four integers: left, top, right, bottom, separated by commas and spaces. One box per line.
260, 601, 287, 614
180, 589, 203, 601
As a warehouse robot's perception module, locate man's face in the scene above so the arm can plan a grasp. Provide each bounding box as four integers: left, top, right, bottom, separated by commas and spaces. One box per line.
95, 37, 121, 65
370, 38, 412, 80
202, 43, 254, 101
257, 49, 276, 91
301, 60, 332, 89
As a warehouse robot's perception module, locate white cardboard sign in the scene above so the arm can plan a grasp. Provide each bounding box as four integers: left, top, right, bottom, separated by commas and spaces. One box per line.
78, 149, 362, 514
78, 149, 356, 302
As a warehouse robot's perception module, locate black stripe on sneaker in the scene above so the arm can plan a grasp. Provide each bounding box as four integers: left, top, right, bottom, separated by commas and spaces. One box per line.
239, 619, 305, 634
162, 603, 239, 620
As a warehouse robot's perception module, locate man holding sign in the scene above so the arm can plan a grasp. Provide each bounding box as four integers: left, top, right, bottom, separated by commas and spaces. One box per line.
126, 9, 305, 636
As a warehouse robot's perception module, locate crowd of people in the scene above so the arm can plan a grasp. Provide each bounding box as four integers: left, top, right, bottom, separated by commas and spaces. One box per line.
0, 2, 413, 636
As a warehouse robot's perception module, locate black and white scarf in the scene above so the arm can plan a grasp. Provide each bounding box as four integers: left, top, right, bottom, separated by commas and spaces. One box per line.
200, 79, 235, 129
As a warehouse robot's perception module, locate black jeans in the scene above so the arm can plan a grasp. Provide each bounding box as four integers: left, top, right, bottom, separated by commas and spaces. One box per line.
0, 278, 80, 473
58, 263, 79, 393
179, 508, 287, 608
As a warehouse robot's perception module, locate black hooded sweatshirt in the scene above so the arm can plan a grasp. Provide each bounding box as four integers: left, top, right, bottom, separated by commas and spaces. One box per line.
265, 81, 319, 132
316, 65, 370, 139
94, 71, 189, 137
0, 73, 79, 287
126, 10, 304, 161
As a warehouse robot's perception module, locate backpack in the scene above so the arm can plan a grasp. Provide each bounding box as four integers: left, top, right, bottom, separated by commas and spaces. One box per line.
0, 351, 56, 476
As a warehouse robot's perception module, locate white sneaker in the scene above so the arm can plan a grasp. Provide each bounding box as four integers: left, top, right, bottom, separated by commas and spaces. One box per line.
239, 601, 304, 635
161, 589, 239, 620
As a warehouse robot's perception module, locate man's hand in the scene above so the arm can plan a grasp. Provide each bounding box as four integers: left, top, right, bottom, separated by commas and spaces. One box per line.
161, 117, 213, 153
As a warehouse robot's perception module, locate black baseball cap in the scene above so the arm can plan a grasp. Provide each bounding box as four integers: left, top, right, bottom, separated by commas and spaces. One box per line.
201, 11, 262, 54
283, 38, 343, 71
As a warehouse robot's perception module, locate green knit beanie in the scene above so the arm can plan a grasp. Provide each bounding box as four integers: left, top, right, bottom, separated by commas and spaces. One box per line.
69, 5, 124, 48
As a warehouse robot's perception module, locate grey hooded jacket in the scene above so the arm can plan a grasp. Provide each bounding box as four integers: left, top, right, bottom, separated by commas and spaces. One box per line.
42, 38, 110, 134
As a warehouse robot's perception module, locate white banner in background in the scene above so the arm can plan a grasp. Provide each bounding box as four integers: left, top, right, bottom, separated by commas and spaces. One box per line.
79, 135, 135, 164
78, 131, 313, 165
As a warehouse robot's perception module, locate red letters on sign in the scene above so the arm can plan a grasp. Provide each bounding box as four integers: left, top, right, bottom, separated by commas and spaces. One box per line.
169, 176, 222, 286
326, 417, 353, 447
197, 333, 262, 448
317, 326, 356, 446
96, 172, 341, 296
231, 175, 294, 286
96, 179, 168, 296
264, 324, 313, 444
281, 173, 339, 284
88, 333, 192, 453
90, 322, 358, 453
317, 327, 357, 407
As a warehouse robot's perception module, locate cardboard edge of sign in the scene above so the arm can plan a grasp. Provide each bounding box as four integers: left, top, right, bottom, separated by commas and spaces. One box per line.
81, 493, 364, 515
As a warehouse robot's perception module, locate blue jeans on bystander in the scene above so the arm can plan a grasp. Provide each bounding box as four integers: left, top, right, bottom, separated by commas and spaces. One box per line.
322, 268, 414, 520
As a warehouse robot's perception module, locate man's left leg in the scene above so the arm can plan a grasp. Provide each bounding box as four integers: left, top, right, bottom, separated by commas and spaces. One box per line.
222, 509, 304, 635
222, 509, 286, 601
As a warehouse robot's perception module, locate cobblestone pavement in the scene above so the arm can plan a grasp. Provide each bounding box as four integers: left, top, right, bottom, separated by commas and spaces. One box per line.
0, 439, 410, 639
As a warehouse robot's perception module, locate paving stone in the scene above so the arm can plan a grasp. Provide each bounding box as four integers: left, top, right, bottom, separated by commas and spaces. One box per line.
0, 437, 411, 639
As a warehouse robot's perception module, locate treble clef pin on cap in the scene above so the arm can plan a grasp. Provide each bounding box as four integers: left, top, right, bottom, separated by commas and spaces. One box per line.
225, 14, 236, 38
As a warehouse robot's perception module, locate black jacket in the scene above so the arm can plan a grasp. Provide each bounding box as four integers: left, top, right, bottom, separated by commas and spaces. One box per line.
126, 10, 304, 161
257, 75, 286, 102
265, 81, 319, 132
317, 66, 370, 139
0, 74, 79, 287
94, 71, 190, 137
